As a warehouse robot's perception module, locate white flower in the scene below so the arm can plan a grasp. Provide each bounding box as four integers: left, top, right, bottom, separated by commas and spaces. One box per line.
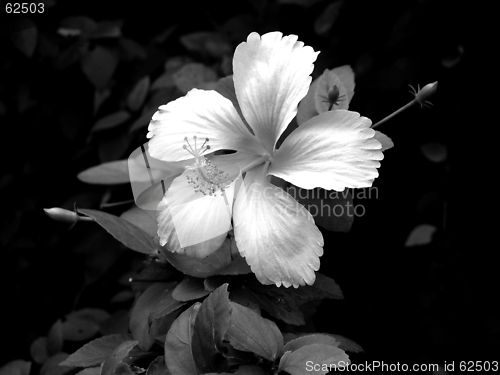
147, 32, 384, 287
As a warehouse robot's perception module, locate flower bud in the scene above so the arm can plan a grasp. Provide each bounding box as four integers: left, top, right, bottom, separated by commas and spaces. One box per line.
44, 207, 79, 224
415, 81, 438, 104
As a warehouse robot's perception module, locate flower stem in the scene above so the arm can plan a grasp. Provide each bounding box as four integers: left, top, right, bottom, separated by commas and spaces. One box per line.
372, 99, 416, 129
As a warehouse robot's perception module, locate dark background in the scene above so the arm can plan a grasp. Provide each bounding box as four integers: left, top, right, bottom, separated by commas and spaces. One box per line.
2, 0, 496, 372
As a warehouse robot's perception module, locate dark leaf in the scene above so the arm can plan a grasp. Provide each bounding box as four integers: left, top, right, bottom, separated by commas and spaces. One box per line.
40, 353, 71, 375
405, 224, 436, 247
278, 344, 349, 375
92, 111, 130, 132
9, 17, 37, 57
113, 364, 134, 375
146, 356, 171, 375
325, 334, 363, 353
60, 334, 134, 367
81, 46, 118, 89
149, 285, 184, 322
0, 360, 31, 375
98, 133, 131, 163
191, 284, 232, 373
172, 63, 217, 94
314, 1, 344, 35
101, 341, 138, 375
127, 77, 150, 111
59, 16, 97, 36
247, 287, 305, 326
291, 188, 354, 232
47, 319, 63, 355
120, 207, 157, 239
225, 302, 283, 361
229, 287, 261, 315
130, 283, 171, 350
283, 333, 339, 353
79, 209, 156, 254
62, 309, 111, 342
30, 337, 49, 364
234, 365, 268, 374
172, 277, 209, 302
164, 303, 201, 375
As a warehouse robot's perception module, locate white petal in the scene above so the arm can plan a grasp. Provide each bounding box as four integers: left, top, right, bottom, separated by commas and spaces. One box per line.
374, 131, 394, 152
233, 164, 323, 288
157, 152, 261, 256
233, 32, 319, 153
158, 174, 236, 257
147, 89, 265, 162
270, 110, 383, 191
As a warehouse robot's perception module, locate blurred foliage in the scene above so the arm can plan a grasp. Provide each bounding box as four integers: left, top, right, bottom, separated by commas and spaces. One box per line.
1, 0, 496, 373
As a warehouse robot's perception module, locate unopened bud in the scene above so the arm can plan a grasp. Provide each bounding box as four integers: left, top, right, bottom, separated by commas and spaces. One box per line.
415, 81, 438, 104
44, 207, 79, 223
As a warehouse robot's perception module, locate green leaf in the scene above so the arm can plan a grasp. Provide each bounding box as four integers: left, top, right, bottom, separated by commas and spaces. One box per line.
79, 209, 156, 254
92, 111, 130, 132
120, 206, 157, 238
81, 46, 118, 89
278, 344, 349, 375
147, 356, 171, 375
75, 368, 100, 375
41, 353, 71, 375
127, 77, 150, 111
77, 160, 129, 185
62, 308, 111, 342
290, 188, 354, 232
113, 364, 135, 375
180, 32, 231, 58
172, 63, 217, 94
314, 1, 344, 35
101, 341, 138, 375
405, 224, 436, 247
298, 273, 344, 300
191, 284, 232, 373
164, 303, 201, 375
30, 336, 49, 364
130, 283, 171, 350
325, 334, 363, 353
98, 133, 131, 163
47, 319, 63, 355
0, 361, 31, 375
225, 302, 283, 361
234, 365, 268, 374
246, 287, 305, 326
421, 142, 447, 163
59, 16, 97, 36
9, 17, 37, 57
59, 334, 133, 367
149, 286, 185, 322
172, 277, 210, 302
283, 334, 339, 353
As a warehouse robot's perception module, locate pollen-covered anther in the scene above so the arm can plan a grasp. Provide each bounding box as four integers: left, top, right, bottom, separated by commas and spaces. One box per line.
182, 136, 230, 197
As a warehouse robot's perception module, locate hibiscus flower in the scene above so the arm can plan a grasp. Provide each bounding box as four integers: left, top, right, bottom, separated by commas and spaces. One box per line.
147, 32, 384, 287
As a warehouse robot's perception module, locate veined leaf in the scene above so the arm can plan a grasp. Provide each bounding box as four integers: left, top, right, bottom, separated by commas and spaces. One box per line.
60, 334, 133, 367
79, 209, 156, 254
278, 344, 349, 375
225, 302, 283, 361
191, 284, 232, 373
164, 303, 201, 375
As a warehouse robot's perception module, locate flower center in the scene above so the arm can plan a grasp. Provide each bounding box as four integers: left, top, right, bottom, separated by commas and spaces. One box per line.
183, 136, 231, 197
326, 84, 344, 110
